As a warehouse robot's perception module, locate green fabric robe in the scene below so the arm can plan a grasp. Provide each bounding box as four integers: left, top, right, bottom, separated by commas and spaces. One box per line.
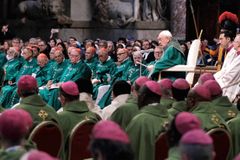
190, 101, 228, 131
15, 94, 60, 127
227, 114, 240, 158
32, 63, 50, 87
47, 60, 92, 110
46, 60, 69, 83
3, 58, 21, 83
212, 96, 238, 121
98, 58, 132, 108
58, 100, 98, 158
168, 101, 188, 116
0, 58, 37, 108
0, 147, 27, 160
160, 97, 176, 109
84, 57, 99, 79
39, 60, 68, 103
0, 51, 7, 68
92, 57, 116, 100
168, 146, 181, 160
0, 58, 21, 107
16, 58, 38, 81
151, 41, 186, 80
110, 95, 139, 130
126, 104, 171, 160
123, 64, 147, 85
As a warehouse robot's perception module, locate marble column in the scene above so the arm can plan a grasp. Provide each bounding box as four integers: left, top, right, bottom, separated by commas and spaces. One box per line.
170, 0, 186, 40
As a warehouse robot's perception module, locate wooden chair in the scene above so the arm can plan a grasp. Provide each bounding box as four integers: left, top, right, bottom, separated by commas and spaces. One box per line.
67, 120, 96, 160
207, 128, 231, 160
155, 132, 169, 160
28, 121, 63, 157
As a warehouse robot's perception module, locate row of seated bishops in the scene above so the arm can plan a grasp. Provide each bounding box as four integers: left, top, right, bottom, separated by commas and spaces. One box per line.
0, 73, 239, 160
0, 30, 239, 111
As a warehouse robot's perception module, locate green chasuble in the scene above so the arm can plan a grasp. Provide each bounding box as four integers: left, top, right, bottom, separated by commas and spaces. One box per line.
168, 100, 188, 116
46, 60, 68, 83
84, 57, 99, 79
32, 63, 50, 87
110, 94, 139, 130
98, 58, 132, 108
0, 147, 27, 160
15, 94, 60, 127
123, 64, 147, 85
58, 100, 98, 159
160, 97, 176, 109
190, 101, 228, 131
58, 100, 98, 141
112, 58, 133, 82
0, 58, 37, 108
47, 60, 92, 110
151, 41, 186, 80
0, 51, 7, 68
168, 146, 181, 160
92, 57, 116, 100
0, 67, 4, 88
60, 60, 92, 82
126, 104, 171, 160
3, 58, 21, 83
227, 114, 240, 158
95, 57, 116, 85
39, 60, 68, 103
212, 96, 238, 121
16, 58, 38, 81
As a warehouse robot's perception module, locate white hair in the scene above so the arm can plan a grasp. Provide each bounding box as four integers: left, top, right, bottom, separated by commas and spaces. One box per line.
132, 51, 142, 57
158, 30, 172, 38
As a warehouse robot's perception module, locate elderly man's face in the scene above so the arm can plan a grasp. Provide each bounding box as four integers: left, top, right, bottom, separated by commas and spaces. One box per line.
85, 48, 94, 60
133, 54, 142, 64
54, 51, 64, 64
154, 47, 163, 60
117, 49, 128, 63
69, 50, 81, 64
158, 35, 170, 48
98, 50, 108, 63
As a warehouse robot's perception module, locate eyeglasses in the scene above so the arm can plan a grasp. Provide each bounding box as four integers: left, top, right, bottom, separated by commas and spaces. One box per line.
117, 52, 126, 56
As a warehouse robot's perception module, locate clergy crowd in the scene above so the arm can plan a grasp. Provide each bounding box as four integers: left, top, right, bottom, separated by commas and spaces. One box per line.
0, 11, 239, 160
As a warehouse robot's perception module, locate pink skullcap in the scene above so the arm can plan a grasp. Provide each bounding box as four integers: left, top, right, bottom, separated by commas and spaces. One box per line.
0, 109, 32, 141
199, 73, 215, 84
175, 112, 201, 134
23, 150, 58, 160
145, 80, 162, 96
159, 78, 173, 90
203, 80, 222, 96
172, 78, 190, 90
234, 154, 240, 160
193, 85, 211, 101
61, 81, 79, 96
180, 129, 213, 145
92, 120, 130, 144
135, 76, 150, 87
18, 75, 38, 92
71, 48, 81, 54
